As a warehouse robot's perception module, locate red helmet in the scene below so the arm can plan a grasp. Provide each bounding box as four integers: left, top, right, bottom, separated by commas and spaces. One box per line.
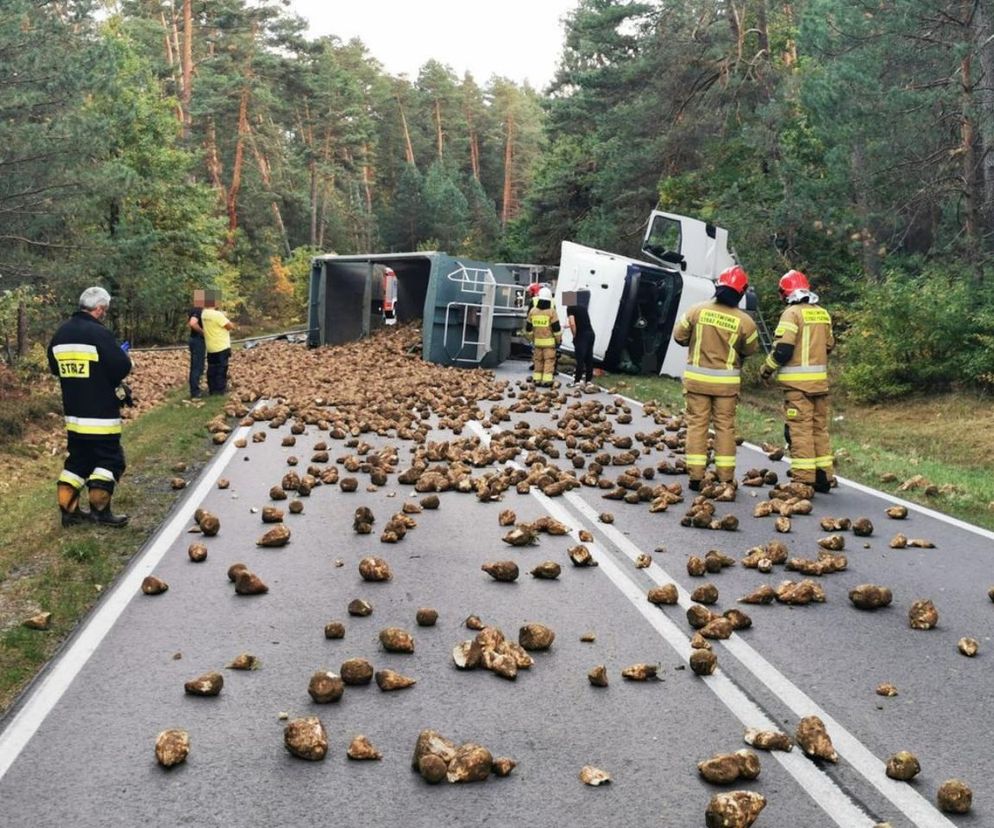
526, 282, 542, 297
717, 265, 749, 293
779, 269, 809, 299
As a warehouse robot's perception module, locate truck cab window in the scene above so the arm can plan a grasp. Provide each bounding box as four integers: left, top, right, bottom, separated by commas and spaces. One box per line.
642, 216, 682, 261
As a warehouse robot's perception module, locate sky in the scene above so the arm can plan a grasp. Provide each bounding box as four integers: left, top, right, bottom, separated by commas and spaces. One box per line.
287, 0, 579, 89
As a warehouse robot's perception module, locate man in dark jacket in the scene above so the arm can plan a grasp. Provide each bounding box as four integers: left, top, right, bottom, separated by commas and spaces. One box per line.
47, 287, 132, 527
567, 289, 595, 386
187, 289, 206, 398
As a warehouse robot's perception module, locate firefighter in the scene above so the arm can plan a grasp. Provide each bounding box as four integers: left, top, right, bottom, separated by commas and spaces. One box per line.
47, 287, 133, 527
759, 269, 835, 493
526, 286, 562, 387
523, 282, 543, 372
673, 265, 759, 491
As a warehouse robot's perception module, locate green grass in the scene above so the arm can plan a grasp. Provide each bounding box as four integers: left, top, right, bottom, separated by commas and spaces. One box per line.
601, 372, 994, 531
0, 390, 230, 712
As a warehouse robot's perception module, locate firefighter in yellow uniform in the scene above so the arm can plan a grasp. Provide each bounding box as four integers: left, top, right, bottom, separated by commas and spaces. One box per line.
673, 265, 759, 491
759, 269, 835, 493
526, 286, 562, 387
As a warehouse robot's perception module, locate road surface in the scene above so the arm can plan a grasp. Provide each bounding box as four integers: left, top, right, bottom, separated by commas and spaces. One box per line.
0, 363, 990, 827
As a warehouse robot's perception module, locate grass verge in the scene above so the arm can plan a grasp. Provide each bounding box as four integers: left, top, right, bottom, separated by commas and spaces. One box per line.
600, 372, 994, 532
0, 391, 229, 713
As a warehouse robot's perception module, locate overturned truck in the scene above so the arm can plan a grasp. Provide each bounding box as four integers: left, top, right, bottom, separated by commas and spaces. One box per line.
307, 212, 767, 377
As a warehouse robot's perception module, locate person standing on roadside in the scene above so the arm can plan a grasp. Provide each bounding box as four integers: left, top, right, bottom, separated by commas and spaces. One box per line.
673, 265, 759, 492
48, 286, 132, 527
567, 288, 595, 387
759, 269, 835, 493
202, 290, 234, 395
187, 289, 206, 399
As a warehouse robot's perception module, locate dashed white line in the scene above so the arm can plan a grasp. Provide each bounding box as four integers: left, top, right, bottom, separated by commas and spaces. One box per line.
473, 409, 958, 827
0, 418, 253, 783
559, 477, 957, 828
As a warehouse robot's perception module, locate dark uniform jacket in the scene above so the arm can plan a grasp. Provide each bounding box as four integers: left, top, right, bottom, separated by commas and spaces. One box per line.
47, 311, 132, 438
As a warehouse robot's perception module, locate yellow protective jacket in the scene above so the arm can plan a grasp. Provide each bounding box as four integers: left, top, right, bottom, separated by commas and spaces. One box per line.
673, 301, 759, 396
764, 302, 834, 394
526, 301, 561, 348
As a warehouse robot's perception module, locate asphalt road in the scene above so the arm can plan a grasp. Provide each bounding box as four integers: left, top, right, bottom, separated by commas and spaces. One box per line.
1, 363, 990, 827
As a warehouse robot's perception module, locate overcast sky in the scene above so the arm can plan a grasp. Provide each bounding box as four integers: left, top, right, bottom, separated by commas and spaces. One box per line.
287, 0, 579, 89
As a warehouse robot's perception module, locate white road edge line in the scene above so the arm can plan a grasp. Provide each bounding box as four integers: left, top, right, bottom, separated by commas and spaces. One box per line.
0, 418, 253, 783
469, 422, 875, 827
610, 387, 994, 541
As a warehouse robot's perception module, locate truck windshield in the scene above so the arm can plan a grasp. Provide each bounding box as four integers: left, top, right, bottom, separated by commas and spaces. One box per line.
643, 215, 682, 261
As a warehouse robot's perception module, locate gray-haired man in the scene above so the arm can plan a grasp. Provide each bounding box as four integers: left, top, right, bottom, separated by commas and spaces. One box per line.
47, 287, 132, 527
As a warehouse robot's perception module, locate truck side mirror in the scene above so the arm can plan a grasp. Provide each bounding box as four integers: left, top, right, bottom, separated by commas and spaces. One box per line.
658, 250, 686, 270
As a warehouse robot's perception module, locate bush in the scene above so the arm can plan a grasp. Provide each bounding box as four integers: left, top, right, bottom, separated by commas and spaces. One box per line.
837, 265, 994, 402
0, 391, 61, 442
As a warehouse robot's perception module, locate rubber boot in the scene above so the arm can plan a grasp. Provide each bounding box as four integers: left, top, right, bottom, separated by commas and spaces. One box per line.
814, 469, 832, 494
88, 488, 129, 528
58, 482, 88, 527
688, 479, 701, 492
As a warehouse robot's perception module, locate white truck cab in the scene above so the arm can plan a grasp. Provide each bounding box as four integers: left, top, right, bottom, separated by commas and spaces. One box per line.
555, 211, 765, 377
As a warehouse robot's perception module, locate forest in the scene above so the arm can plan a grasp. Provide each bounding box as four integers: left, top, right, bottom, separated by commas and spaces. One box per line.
1, 0, 993, 400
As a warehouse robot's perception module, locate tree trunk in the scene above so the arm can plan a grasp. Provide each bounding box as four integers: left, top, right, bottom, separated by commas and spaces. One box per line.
204, 116, 226, 196
248, 128, 291, 257
728, 2, 745, 64
756, 0, 770, 56
851, 142, 881, 281
16, 300, 26, 359
501, 112, 515, 228
159, 11, 184, 127
227, 85, 250, 237
975, 0, 994, 248
362, 143, 373, 216
398, 97, 415, 165
961, 38, 983, 283
309, 159, 319, 247
181, 0, 193, 142
465, 107, 480, 181
318, 174, 332, 250
469, 127, 480, 181
434, 99, 444, 160
782, 2, 798, 68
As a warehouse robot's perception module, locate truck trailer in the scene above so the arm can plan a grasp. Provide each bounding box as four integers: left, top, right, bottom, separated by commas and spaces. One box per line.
306, 211, 767, 378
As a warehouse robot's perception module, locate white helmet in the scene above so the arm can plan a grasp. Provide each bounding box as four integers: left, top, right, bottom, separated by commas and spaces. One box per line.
538, 287, 553, 301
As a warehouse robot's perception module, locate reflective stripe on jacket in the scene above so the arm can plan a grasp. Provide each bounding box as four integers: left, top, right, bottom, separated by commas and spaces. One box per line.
765, 303, 834, 394
673, 301, 759, 396
47, 311, 131, 438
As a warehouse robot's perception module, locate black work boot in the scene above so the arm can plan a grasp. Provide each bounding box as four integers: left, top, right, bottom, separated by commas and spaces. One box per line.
88, 489, 129, 528
814, 469, 832, 494
57, 482, 89, 527
688, 479, 702, 492
61, 507, 89, 527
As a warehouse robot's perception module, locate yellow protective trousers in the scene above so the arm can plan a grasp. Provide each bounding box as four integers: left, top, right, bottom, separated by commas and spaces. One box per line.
783, 390, 833, 483
684, 391, 738, 482
532, 346, 557, 385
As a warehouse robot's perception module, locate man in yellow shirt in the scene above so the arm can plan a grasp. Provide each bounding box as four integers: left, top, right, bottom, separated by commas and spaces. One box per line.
202, 291, 234, 395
